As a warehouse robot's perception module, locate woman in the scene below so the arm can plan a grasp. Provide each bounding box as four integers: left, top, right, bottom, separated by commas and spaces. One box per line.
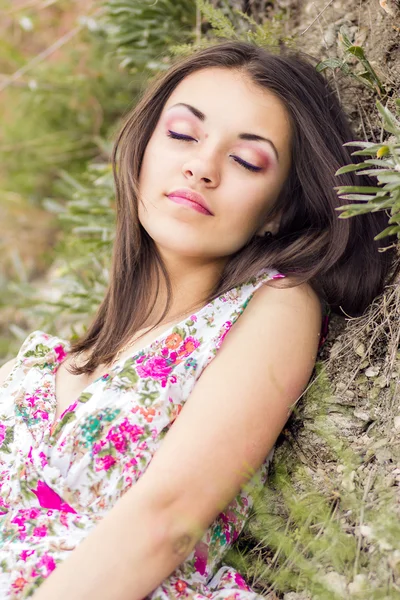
0, 41, 395, 599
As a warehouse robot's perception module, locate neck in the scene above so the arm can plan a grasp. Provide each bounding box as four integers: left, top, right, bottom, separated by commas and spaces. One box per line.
145, 248, 228, 327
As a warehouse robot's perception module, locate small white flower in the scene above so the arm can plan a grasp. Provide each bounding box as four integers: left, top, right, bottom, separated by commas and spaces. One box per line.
19, 16, 33, 31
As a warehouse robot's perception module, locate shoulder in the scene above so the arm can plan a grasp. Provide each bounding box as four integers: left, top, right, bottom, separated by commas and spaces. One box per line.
211, 279, 322, 398
0, 358, 17, 386
231, 278, 322, 351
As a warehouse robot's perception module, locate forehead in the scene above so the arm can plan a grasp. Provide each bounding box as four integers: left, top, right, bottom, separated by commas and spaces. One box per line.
163, 67, 291, 144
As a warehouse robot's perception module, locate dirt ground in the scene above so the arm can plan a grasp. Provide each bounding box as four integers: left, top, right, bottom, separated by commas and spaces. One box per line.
239, 2, 400, 597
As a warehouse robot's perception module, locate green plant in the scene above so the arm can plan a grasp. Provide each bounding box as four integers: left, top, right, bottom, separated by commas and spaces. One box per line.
99, 0, 197, 71
316, 25, 386, 96
171, 0, 293, 56
334, 99, 400, 241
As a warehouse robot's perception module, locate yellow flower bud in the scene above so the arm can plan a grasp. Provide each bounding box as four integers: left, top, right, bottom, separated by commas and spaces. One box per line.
377, 146, 389, 158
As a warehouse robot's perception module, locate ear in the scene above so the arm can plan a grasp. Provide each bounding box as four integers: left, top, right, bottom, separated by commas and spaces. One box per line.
255, 213, 281, 237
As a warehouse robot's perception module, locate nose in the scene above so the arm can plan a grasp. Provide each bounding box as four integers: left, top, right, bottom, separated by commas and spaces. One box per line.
181, 153, 220, 187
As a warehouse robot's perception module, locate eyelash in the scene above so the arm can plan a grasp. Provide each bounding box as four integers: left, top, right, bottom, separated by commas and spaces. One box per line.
166, 130, 262, 173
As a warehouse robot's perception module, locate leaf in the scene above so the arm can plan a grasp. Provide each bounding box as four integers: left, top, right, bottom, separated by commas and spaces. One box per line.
343, 141, 377, 148
337, 194, 382, 201
376, 100, 400, 136
355, 168, 397, 177
335, 163, 368, 175
334, 186, 386, 193
347, 45, 365, 60
376, 173, 400, 184
374, 225, 400, 240
79, 392, 93, 403
315, 58, 343, 72
338, 26, 352, 49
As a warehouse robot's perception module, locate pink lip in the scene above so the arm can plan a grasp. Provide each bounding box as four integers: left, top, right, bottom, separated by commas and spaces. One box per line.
167, 188, 213, 216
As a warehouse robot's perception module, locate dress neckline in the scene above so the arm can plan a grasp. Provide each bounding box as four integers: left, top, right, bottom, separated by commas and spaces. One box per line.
46, 268, 278, 440
48, 295, 216, 438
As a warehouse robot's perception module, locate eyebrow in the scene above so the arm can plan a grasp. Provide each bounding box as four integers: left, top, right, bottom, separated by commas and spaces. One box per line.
166, 102, 280, 162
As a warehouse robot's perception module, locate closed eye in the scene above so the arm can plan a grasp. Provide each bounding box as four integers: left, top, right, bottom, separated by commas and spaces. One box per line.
167, 130, 196, 143
166, 130, 262, 173
232, 156, 262, 172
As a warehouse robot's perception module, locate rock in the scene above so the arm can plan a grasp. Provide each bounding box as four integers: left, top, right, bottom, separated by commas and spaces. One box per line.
365, 366, 380, 377
359, 524, 374, 539
319, 571, 348, 597
394, 415, 400, 430
354, 410, 371, 421
348, 574, 368, 595
323, 23, 337, 47
354, 342, 365, 358
341, 470, 356, 492
379, 0, 400, 17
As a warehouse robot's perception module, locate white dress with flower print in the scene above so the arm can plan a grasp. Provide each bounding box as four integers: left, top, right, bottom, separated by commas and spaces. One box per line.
0, 268, 284, 599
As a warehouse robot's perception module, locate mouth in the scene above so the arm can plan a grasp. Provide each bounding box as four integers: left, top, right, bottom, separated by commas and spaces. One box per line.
166, 189, 213, 216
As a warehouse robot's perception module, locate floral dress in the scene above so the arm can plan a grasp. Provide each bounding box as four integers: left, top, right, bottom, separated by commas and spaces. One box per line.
0, 268, 285, 600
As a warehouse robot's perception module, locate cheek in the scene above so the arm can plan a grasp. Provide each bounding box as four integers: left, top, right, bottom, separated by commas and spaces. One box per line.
225, 182, 271, 220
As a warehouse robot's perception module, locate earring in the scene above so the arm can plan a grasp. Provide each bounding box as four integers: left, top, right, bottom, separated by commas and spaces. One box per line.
263, 231, 273, 238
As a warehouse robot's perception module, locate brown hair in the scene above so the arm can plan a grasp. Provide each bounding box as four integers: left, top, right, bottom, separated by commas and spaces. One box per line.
68, 40, 396, 375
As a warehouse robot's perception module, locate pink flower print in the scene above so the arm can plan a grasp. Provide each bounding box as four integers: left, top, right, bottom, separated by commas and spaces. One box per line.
0, 424, 6, 446
92, 440, 107, 455
95, 454, 116, 472
54, 344, 67, 363
26, 393, 39, 408
20, 549, 35, 562
33, 525, 47, 537
11, 576, 28, 594
173, 579, 188, 596
59, 400, 77, 420
225, 529, 231, 543
217, 321, 232, 348
124, 457, 138, 472
119, 419, 144, 443
60, 512, 69, 528
234, 572, 251, 591
28, 508, 40, 519
39, 451, 48, 468
177, 336, 200, 357
220, 508, 237, 525
190, 314, 197, 322
107, 419, 144, 453
136, 356, 172, 381
33, 409, 49, 420
106, 429, 127, 453
31, 480, 77, 513
136, 353, 146, 364
11, 514, 26, 528
36, 553, 57, 578
194, 541, 209, 576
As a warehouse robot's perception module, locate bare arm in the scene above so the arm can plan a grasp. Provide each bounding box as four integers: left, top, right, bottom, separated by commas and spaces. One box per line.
31, 282, 321, 600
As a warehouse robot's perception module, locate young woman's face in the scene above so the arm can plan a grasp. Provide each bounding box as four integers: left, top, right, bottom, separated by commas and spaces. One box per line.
138, 67, 292, 260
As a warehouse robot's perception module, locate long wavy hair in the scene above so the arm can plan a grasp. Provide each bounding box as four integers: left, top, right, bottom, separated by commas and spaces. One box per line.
68, 40, 396, 375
